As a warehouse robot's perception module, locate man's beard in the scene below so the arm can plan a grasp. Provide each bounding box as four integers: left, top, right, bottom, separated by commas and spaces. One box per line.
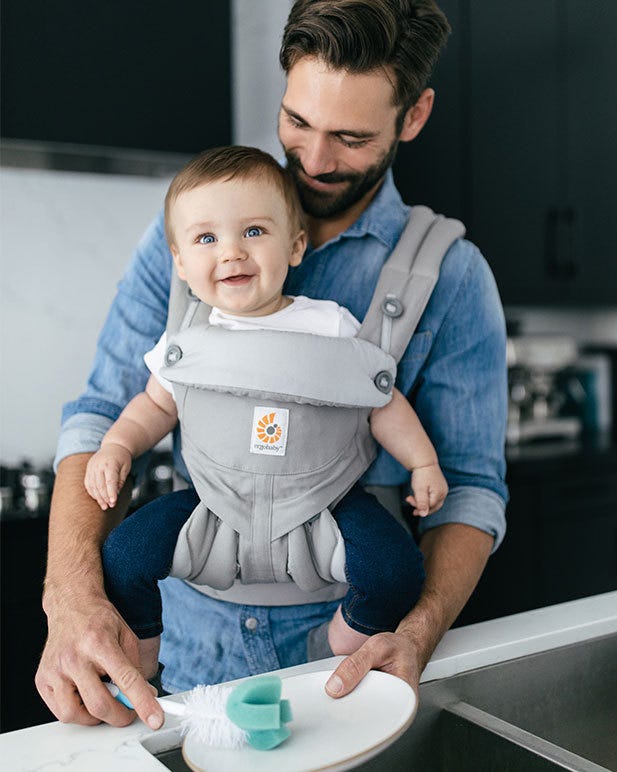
284, 139, 399, 219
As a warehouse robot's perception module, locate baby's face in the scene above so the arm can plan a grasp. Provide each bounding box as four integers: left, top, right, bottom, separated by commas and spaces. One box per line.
169, 177, 305, 316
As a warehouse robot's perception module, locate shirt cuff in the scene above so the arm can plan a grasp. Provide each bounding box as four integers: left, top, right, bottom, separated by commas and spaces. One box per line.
53, 413, 113, 471
53, 413, 151, 482
416, 485, 506, 553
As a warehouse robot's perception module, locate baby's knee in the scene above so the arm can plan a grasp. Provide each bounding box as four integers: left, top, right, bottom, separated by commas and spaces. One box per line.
375, 544, 425, 597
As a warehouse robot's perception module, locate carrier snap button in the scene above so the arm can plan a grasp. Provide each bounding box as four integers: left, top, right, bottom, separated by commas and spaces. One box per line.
381, 297, 403, 318
374, 371, 393, 393
244, 617, 258, 631
165, 344, 183, 366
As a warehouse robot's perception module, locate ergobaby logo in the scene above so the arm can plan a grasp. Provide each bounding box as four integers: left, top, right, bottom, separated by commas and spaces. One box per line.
250, 407, 289, 456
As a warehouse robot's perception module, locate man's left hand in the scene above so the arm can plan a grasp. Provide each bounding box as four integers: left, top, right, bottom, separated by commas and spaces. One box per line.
324, 630, 422, 699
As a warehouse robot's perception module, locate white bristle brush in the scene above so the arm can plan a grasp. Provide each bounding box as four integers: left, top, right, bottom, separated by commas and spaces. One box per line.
105, 681, 248, 748
105, 675, 292, 750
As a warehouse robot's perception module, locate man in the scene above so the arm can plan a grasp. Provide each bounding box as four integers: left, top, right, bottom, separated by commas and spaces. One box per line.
36, 0, 507, 732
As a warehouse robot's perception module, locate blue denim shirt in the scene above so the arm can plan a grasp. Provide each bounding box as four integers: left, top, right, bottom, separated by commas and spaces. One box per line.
57, 170, 508, 548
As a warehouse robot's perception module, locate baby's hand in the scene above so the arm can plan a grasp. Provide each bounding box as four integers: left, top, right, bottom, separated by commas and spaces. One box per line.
406, 463, 448, 517
84, 444, 132, 510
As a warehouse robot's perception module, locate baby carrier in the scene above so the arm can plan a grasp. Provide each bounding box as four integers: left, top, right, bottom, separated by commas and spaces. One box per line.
163, 207, 465, 593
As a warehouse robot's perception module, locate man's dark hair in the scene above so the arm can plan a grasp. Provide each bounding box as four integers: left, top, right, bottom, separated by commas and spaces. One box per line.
280, 0, 450, 116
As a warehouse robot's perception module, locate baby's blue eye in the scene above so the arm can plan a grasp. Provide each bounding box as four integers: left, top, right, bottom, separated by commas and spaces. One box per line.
245, 226, 263, 238
198, 234, 215, 244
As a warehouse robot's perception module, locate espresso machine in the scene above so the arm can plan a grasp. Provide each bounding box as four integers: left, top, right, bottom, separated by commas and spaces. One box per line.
506, 335, 583, 444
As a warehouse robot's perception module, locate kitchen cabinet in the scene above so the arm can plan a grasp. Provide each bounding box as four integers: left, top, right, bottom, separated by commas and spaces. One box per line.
1, 0, 231, 155
0, 515, 54, 732
455, 439, 617, 627
394, 0, 617, 307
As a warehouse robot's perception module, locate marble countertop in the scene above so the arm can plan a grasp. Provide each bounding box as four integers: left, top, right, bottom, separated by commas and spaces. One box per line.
3, 590, 616, 772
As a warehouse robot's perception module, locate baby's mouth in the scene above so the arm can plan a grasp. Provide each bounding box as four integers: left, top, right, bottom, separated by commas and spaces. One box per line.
220, 274, 253, 286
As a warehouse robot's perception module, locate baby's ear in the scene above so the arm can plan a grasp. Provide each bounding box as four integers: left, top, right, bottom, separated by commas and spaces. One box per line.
170, 245, 187, 280
290, 230, 307, 266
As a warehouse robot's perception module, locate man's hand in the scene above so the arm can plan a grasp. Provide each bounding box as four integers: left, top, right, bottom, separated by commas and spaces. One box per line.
325, 630, 422, 699
37, 453, 163, 730
324, 523, 494, 700
35, 591, 163, 730
84, 444, 133, 510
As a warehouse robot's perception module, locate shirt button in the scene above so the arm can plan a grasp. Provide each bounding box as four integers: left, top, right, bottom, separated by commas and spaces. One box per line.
244, 617, 258, 631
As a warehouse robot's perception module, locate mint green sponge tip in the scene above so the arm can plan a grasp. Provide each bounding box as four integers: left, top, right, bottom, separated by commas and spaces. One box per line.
226, 675, 292, 750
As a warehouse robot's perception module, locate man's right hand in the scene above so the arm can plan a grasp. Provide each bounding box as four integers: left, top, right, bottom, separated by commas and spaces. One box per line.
37, 453, 163, 730
35, 590, 164, 729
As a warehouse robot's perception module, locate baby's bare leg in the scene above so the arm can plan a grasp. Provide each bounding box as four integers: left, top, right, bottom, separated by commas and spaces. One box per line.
327, 605, 369, 655
138, 636, 161, 681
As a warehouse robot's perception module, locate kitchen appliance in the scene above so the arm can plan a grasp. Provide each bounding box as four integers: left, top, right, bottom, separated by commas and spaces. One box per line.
506, 335, 583, 444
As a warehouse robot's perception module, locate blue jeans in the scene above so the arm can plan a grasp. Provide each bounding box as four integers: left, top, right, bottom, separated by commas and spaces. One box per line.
102, 484, 425, 641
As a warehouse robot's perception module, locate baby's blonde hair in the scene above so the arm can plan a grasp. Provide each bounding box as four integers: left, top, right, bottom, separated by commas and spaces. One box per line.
164, 146, 305, 247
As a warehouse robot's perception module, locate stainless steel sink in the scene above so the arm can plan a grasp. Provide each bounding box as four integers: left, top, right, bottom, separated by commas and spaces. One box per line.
150, 633, 617, 771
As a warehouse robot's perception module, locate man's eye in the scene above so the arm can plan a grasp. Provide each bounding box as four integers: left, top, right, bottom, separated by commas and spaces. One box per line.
245, 226, 263, 238
198, 234, 215, 244
340, 138, 368, 149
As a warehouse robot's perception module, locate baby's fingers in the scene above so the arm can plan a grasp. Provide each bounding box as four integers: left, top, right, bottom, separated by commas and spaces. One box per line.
84, 466, 107, 509
406, 489, 430, 517
428, 487, 447, 513
102, 468, 122, 509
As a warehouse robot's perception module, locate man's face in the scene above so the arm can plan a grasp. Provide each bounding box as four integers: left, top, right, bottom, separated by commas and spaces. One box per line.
278, 56, 402, 219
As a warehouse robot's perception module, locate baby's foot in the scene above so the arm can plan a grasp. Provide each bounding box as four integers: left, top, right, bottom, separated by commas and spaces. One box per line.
327, 605, 370, 655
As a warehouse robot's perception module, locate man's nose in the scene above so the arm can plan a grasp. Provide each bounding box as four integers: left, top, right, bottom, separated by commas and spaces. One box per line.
300, 134, 337, 178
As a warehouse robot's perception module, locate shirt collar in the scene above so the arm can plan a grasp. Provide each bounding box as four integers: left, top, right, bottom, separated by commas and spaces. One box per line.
314, 169, 410, 253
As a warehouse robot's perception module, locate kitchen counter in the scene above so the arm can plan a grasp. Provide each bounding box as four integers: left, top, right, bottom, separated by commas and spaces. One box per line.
2, 590, 616, 771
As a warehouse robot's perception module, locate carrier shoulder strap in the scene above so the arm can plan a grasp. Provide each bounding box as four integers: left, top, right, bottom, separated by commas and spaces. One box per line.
358, 205, 465, 362
167, 273, 210, 336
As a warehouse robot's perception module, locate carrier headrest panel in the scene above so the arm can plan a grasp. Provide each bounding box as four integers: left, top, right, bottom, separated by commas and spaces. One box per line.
160, 326, 396, 408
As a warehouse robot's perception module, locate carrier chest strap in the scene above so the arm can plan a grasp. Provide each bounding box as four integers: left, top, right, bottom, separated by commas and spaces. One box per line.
358, 205, 466, 363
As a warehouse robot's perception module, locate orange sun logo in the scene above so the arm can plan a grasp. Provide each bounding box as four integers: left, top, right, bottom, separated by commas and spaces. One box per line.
256, 412, 282, 444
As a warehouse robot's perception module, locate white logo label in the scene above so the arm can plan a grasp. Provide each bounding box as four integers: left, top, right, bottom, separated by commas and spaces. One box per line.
250, 407, 289, 456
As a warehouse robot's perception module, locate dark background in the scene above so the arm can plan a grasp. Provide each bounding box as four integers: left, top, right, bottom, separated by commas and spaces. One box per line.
3, 1, 616, 306
1, 0, 231, 153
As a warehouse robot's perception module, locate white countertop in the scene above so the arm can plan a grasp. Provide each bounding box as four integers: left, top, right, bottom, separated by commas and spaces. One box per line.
3, 591, 616, 772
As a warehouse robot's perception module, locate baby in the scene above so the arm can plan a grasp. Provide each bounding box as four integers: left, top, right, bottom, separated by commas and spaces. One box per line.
85, 146, 448, 681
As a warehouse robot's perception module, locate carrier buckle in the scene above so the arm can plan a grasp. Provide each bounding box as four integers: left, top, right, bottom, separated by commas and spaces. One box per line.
381, 297, 403, 318
374, 371, 393, 393
165, 344, 183, 366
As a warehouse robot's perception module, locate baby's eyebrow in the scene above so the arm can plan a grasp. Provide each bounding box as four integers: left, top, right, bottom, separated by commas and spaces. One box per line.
185, 216, 276, 233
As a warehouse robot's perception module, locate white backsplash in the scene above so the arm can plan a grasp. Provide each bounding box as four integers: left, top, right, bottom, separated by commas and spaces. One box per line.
0, 167, 170, 465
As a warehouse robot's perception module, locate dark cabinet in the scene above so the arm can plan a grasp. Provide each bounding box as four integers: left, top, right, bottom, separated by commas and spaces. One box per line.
456, 441, 617, 627
0, 516, 54, 732
394, 1, 617, 307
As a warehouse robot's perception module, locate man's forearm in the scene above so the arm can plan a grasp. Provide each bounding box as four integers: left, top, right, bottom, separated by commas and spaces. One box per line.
396, 523, 494, 671
43, 453, 131, 611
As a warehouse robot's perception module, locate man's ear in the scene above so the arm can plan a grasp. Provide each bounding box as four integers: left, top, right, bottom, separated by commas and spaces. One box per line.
170, 244, 187, 281
289, 229, 307, 267
399, 88, 435, 143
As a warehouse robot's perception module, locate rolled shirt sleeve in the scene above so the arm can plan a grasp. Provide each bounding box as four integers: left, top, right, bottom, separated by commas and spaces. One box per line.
413, 241, 509, 551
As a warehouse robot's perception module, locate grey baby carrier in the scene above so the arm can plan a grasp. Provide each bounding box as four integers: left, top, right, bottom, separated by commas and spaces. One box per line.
163, 207, 464, 593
